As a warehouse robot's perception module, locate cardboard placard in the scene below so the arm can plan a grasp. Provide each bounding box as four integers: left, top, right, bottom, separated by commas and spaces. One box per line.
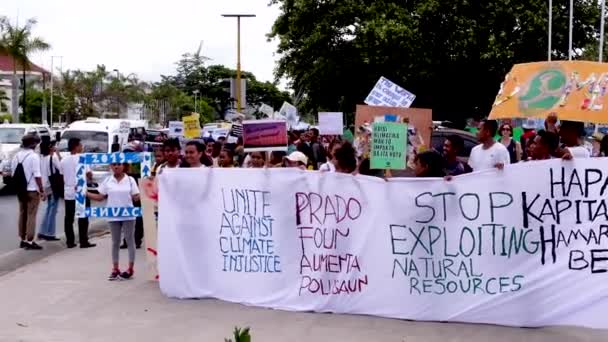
318, 112, 344, 135
371, 122, 407, 170
242, 120, 288, 152
364, 76, 416, 108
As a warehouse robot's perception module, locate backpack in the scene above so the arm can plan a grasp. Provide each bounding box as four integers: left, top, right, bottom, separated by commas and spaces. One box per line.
14, 152, 33, 201
49, 155, 64, 199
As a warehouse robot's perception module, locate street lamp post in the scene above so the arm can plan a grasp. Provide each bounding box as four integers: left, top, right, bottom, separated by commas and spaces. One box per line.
193, 89, 200, 113
113, 69, 120, 117
222, 14, 256, 113
49, 56, 63, 127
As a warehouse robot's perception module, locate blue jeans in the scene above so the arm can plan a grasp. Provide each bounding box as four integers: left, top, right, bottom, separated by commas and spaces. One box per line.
40, 194, 59, 237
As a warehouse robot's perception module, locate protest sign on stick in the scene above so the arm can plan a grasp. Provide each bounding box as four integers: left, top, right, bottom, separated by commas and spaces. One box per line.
364, 76, 416, 108
242, 120, 288, 152
182, 113, 201, 139
168, 121, 184, 138
371, 122, 407, 170
318, 112, 344, 135
355, 105, 432, 149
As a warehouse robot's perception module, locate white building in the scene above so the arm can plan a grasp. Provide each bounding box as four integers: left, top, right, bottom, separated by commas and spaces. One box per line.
0, 53, 49, 120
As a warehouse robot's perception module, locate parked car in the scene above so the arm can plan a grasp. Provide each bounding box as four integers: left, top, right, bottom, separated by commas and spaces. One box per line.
431, 128, 478, 162
0, 123, 51, 186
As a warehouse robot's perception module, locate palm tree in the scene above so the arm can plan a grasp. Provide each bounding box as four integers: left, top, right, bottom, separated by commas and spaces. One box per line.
0, 88, 9, 112
0, 16, 50, 123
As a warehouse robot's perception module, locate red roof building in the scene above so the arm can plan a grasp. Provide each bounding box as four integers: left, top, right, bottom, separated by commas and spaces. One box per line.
0, 53, 48, 74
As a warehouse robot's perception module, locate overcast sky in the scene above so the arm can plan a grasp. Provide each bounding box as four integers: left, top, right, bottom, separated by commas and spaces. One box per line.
1, 0, 283, 85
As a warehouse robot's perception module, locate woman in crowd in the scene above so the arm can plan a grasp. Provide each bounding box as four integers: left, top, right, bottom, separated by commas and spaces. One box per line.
184, 141, 205, 168
319, 139, 342, 172
211, 141, 222, 167
413, 150, 445, 178
599, 135, 608, 157
498, 123, 521, 163
218, 149, 235, 168
333, 141, 358, 174
38, 140, 61, 241
248, 152, 266, 168
87, 163, 140, 280
284, 151, 308, 169
269, 151, 287, 167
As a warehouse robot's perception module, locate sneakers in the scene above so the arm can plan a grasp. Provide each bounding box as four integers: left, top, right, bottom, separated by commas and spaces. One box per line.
28, 242, 43, 250
20, 241, 43, 250
120, 269, 134, 280
108, 269, 121, 281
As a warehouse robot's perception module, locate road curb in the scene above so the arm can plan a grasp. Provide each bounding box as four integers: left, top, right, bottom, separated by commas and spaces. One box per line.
0, 221, 109, 277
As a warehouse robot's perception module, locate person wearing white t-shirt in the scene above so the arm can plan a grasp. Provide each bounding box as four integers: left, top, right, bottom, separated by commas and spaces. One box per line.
11, 134, 44, 250
559, 120, 591, 160
88, 163, 140, 281
60, 138, 95, 249
468, 120, 511, 172
184, 141, 206, 168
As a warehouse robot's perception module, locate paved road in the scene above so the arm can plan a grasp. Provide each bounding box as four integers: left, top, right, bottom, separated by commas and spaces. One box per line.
0, 185, 101, 256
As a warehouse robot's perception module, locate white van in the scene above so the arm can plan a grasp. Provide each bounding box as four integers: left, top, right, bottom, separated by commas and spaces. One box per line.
0, 123, 51, 185
58, 118, 135, 185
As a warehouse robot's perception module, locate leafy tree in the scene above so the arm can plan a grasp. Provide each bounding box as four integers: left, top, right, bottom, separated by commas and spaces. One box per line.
269, 0, 601, 125
0, 16, 50, 123
161, 53, 291, 119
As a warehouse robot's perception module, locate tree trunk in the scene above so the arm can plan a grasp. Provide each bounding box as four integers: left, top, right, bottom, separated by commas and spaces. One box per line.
11, 68, 19, 123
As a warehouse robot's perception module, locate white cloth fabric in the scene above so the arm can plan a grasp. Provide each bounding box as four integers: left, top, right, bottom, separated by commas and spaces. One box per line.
40, 154, 61, 190
98, 175, 139, 222
567, 146, 591, 159
319, 161, 336, 172
11, 149, 41, 191
468, 142, 511, 171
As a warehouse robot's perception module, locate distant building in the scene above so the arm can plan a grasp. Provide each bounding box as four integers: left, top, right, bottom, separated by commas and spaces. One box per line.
0, 53, 49, 118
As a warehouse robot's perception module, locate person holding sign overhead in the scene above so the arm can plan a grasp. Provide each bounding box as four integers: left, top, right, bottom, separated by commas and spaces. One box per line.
87, 163, 140, 281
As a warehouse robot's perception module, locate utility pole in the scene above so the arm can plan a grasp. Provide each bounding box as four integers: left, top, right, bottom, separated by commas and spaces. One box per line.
222, 14, 255, 113
50, 56, 63, 127
600, 0, 606, 62
548, 0, 552, 61
113, 69, 120, 117
193, 89, 199, 113
568, 0, 574, 60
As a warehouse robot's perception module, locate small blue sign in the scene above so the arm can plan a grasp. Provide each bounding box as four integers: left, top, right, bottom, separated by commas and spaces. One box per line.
384, 114, 398, 122
86, 207, 142, 218
79, 152, 142, 165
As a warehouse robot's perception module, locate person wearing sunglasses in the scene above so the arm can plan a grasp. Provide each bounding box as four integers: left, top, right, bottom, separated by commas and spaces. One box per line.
498, 123, 521, 163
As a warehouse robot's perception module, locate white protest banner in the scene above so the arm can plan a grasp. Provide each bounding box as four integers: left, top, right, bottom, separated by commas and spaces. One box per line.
318, 112, 344, 135
168, 121, 184, 138
279, 102, 299, 128
259, 103, 275, 118
364, 76, 416, 108
158, 160, 608, 329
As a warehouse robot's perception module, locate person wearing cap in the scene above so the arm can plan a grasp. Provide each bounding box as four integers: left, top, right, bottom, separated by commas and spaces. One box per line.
285, 151, 308, 170
11, 134, 44, 250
